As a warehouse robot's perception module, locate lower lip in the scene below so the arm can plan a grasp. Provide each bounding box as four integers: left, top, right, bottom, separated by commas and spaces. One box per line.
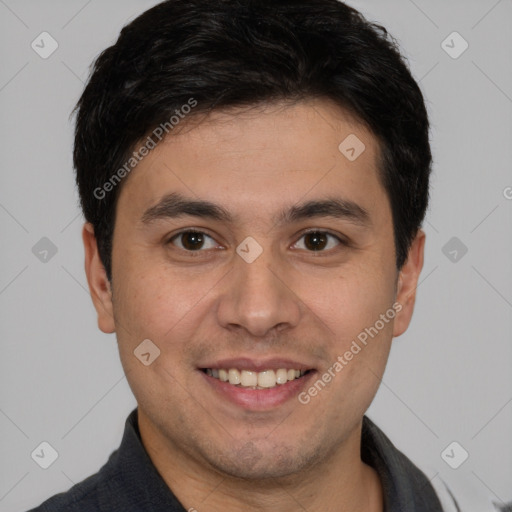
200, 370, 316, 410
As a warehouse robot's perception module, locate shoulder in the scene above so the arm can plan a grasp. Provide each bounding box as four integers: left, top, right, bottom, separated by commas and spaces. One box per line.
431, 474, 512, 512
362, 417, 511, 512
26, 460, 119, 512
26, 472, 103, 511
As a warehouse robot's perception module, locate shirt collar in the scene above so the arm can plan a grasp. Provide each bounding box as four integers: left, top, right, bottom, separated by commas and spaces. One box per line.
361, 415, 445, 511
97, 408, 185, 511
101, 408, 444, 511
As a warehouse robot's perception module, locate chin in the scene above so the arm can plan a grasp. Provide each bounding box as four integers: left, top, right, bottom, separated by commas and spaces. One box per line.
207, 443, 314, 481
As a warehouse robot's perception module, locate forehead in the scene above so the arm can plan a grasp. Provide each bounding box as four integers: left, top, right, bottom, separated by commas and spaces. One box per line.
116, 99, 388, 225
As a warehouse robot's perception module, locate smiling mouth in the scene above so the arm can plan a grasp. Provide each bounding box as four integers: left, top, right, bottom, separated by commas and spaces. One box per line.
201, 368, 311, 390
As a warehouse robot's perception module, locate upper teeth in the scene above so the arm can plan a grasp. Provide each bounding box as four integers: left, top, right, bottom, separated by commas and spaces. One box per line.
205, 368, 306, 389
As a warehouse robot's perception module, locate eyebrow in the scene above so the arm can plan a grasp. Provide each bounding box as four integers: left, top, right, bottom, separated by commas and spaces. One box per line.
141, 192, 371, 228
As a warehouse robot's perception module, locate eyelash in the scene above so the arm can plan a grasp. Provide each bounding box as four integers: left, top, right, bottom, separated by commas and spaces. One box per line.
166, 229, 348, 256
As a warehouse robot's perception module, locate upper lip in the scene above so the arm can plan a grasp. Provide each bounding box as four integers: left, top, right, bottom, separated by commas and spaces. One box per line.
199, 357, 315, 372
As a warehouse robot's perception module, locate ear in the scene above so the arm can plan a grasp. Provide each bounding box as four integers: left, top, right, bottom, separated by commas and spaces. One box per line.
393, 229, 426, 338
82, 223, 116, 334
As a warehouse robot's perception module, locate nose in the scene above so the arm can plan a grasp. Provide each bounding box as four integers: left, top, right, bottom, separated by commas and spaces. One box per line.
216, 246, 302, 339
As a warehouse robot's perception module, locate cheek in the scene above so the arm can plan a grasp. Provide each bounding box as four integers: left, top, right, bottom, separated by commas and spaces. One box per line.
112, 266, 202, 408
111, 255, 226, 373
113, 247, 190, 325
308, 264, 396, 337
305, 261, 396, 388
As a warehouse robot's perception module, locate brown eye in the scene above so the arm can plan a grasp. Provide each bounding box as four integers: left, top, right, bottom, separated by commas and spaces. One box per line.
169, 230, 217, 251
294, 231, 344, 252
304, 232, 328, 251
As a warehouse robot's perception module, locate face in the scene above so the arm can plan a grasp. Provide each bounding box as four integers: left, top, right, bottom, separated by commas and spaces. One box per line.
84, 99, 424, 480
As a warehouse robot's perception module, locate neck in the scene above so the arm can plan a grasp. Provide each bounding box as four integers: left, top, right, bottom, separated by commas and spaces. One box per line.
138, 412, 384, 512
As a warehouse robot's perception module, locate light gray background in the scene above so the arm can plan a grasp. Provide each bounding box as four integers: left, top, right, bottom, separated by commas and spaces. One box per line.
1, 1, 511, 511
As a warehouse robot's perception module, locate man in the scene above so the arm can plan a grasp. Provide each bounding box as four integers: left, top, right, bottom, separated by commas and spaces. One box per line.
28, 0, 465, 510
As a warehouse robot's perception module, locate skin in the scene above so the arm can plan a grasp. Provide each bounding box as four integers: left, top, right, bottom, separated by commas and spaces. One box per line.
83, 99, 425, 512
